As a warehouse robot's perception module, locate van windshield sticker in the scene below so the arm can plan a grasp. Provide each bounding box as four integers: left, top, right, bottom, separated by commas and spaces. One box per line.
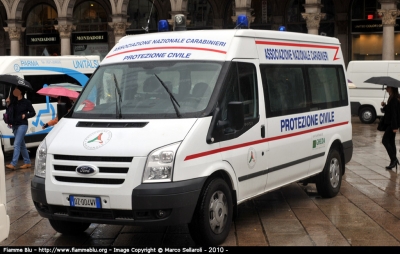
281, 111, 334, 132
112, 38, 227, 53
256, 40, 340, 61
107, 46, 227, 59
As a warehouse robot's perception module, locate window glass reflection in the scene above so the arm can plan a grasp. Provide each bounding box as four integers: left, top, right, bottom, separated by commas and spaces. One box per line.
26, 4, 58, 34
73, 1, 107, 32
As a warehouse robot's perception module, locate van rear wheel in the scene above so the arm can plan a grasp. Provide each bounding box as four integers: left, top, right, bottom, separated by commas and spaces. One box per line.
49, 219, 90, 234
359, 106, 376, 124
316, 149, 342, 198
188, 178, 233, 246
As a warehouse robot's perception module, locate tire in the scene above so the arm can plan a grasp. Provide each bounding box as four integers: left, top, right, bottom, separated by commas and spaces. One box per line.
49, 219, 90, 234
316, 149, 342, 198
188, 178, 233, 246
359, 106, 376, 124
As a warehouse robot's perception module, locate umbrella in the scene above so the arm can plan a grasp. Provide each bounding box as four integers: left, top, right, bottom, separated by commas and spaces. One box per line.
37, 86, 80, 99
48, 83, 83, 92
364, 76, 400, 88
0, 74, 33, 90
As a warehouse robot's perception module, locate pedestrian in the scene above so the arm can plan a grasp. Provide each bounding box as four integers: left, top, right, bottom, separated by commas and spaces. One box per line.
42, 96, 72, 129
380, 85, 400, 170
5, 86, 36, 170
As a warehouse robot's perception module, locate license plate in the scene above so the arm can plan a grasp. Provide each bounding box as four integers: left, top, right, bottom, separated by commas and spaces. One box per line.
69, 195, 101, 208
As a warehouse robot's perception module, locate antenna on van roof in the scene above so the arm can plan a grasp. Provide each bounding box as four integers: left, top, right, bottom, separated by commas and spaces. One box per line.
142, 0, 155, 33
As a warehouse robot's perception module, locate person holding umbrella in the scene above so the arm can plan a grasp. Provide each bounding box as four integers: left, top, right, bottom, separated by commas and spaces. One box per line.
42, 96, 72, 129
380, 85, 400, 170
364, 77, 400, 170
5, 86, 36, 170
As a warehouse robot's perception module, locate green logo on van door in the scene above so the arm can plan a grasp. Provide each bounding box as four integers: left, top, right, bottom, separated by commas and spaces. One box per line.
312, 138, 325, 149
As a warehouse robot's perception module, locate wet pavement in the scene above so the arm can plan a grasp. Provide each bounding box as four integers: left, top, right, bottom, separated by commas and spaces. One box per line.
1, 116, 400, 247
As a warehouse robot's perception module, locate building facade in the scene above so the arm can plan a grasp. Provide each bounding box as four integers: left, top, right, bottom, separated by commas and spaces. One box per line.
0, 0, 399, 64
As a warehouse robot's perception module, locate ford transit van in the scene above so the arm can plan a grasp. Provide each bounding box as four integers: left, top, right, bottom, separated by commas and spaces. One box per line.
31, 16, 353, 245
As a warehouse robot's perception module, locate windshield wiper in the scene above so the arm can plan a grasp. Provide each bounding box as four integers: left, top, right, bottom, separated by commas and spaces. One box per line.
154, 74, 181, 118
113, 73, 123, 119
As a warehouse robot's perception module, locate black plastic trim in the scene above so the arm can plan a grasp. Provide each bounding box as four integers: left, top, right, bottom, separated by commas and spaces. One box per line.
31, 176, 47, 204
343, 140, 353, 164
31, 176, 208, 227
238, 152, 325, 182
53, 155, 133, 162
76, 122, 148, 128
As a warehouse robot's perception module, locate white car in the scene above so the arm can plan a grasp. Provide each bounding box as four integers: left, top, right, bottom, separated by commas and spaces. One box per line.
0, 144, 10, 242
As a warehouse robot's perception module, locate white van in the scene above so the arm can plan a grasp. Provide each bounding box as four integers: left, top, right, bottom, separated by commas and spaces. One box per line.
0, 145, 9, 242
0, 56, 100, 152
31, 17, 353, 245
347, 60, 400, 124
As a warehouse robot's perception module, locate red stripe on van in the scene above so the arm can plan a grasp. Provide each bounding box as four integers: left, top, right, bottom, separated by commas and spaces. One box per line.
184, 121, 349, 161
255, 40, 340, 61
106, 46, 227, 58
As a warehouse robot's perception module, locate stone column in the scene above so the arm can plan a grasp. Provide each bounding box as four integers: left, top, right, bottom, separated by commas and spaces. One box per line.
55, 19, 75, 56
301, 0, 325, 35
4, 20, 25, 56
109, 15, 130, 44
377, 0, 400, 60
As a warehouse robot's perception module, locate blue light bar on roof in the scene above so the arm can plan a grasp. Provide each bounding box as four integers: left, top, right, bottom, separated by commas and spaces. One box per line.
158, 20, 169, 32
236, 15, 248, 29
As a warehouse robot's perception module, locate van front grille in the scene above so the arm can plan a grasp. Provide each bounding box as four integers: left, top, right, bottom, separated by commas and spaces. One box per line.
54, 165, 129, 174
53, 155, 133, 162
54, 176, 124, 185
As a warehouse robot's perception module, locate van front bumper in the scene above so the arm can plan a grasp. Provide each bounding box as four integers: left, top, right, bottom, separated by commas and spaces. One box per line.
31, 176, 207, 226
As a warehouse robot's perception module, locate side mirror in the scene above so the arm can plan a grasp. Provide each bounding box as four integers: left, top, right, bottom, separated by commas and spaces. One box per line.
57, 103, 67, 121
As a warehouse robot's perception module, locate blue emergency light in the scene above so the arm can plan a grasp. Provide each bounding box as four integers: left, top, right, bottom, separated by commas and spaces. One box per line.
279, 26, 286, 31
236, 15, 249, 29
158, 20, 169, 32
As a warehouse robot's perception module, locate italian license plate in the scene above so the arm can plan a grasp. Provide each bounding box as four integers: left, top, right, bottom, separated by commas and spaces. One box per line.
69, 195, 101, 208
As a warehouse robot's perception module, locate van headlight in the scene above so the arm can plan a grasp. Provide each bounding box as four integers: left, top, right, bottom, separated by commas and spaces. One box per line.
34, 140, 47, 178
143, 142, 180, 183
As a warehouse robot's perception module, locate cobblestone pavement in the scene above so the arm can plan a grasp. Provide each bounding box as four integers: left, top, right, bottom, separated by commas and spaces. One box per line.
1, 116, 400, 247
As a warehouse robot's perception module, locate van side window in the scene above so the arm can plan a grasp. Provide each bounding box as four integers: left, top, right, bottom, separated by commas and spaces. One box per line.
308, 66, 348, 109
338, 69, 348, 105
261, 65, 307, 116
220, 62, 258, 120
261, 64, 348, 117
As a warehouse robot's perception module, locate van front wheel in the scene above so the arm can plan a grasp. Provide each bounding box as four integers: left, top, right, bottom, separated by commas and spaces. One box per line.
188, 178, 233, 246
316, 149, 342, 198
49, 219, 90, 234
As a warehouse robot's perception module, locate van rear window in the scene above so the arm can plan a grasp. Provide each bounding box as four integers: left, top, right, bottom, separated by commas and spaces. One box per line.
260, 64, 348, 118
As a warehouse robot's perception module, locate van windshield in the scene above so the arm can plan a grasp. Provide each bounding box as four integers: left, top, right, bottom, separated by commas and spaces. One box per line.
71, 61, 222, 119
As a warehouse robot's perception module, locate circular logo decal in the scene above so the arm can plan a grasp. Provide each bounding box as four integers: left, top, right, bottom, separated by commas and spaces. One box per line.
247, 147, 257, 169
83, 130, 112, 150
76, 165, 98, 175
14, 64, 20, 72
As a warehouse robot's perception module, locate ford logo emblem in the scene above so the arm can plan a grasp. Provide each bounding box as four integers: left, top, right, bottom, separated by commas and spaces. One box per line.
76, 165, 98, 175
